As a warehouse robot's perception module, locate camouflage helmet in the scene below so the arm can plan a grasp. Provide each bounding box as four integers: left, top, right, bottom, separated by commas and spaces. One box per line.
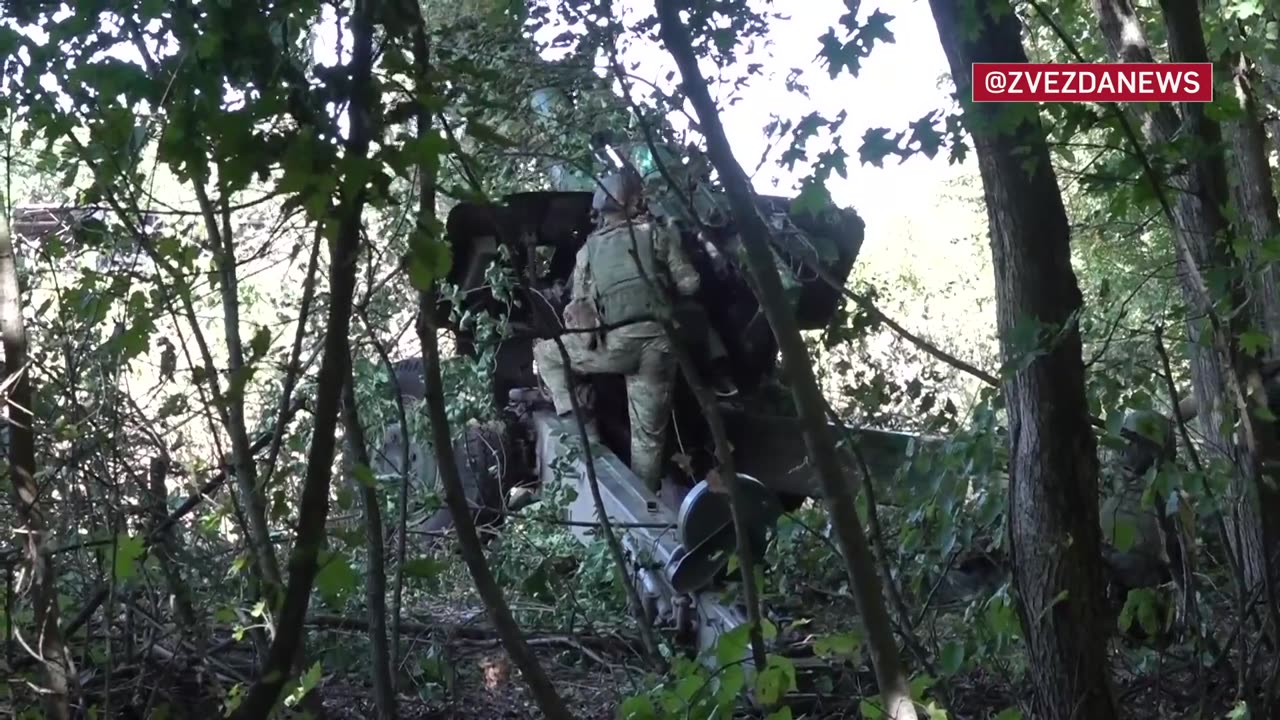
592, 168, 644, 215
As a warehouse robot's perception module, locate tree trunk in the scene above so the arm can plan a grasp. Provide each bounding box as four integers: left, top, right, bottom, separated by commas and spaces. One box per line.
655, 3, 918, 718
416, 309, 573, 720
229, 0, 377, 715
1093, 0, 1280, 603
1225, 50, 1280, 354
146, 456, 206, 655
341, 377, 397, 720
928, 1, 1121, 718
0, 205, 75, 720
405, 6, 570, 718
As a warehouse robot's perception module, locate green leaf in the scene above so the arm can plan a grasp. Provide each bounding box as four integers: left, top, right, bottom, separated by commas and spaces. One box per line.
465, 119, 516, 148
314, 551, 358, 608
715, 623, 752, 666
765, 708, 794, 720
1113, 516, 1136, 552
939, 640, 965, 676
285, 661, 323, 707
923, 699, 951, 719
1239, 330, 1270, 357
113, 533, 145, 581
398, 133, 448, 180
716, 663, 746, 705
754, 655, 797, 705
353, 463, 377, 489
792, 179, 833, 215
993, 708, 1023, 720
1229, 0, 1263, 19
407, 234, 452, 292
859, 127, 901, 168
0, 27, 20, 58
619, 694, 657, 720
910, 674, 937, 699
860, 695, 886, 719
907, 112, 944, 159
249, 325, 272, 359
818, 8, 896, 79
814, 629, 863, 658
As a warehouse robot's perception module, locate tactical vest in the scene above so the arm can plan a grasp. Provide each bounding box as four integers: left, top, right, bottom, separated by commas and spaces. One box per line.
587, 219, 667, 325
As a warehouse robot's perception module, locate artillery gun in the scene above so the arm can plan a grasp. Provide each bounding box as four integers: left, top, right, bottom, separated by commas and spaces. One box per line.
374, 85, 930, 627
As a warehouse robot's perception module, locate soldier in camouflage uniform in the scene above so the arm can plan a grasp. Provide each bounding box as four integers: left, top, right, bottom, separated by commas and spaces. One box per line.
533, 169, 703, 491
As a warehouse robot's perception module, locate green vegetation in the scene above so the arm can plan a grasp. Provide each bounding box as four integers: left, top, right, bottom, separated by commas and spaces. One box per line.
1, 0, 1279, 718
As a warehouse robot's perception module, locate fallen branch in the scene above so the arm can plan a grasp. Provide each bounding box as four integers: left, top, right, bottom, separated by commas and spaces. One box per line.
306, 614, 641, 653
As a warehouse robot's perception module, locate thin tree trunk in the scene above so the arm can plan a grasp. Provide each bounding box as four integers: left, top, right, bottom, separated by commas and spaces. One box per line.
197, 188, 283, 595
341, 376, 397, 719
417, 308, 573, 720
654, 3, 917, 717
547, 333, 662, 664
0, 204, 76, 720
146, 456, 206, 655
117, 16, 287, 606
927, 1, 1121, 718
406, 11, 569, 716
1161, 0, 1280, 619
664, 333, 769, 671
261, 227, 325, 490
1093, 0, 1280, 600
369, 335, 412, 690
228, 0, 376, 714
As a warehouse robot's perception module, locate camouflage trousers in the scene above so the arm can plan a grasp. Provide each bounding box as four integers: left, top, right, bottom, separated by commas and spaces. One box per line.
533, 321, 676, 491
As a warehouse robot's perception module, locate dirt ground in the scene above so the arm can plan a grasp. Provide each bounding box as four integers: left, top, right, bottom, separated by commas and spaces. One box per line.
316, 646, 628, 720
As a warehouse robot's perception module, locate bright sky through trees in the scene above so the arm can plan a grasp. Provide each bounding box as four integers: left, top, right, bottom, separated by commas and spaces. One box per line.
529, 0, 965, 250
5, 1, 973, 267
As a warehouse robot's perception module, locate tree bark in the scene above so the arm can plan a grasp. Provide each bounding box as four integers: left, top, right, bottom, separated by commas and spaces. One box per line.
928, 1, 1121, 718
655, 2, 917, 717
417, 308, 573, 720
228, 0, 376, 714
1, 205, 75, 720
406, 8, 570, 717
146, 456, 206, 655
341, 376, 397, 720
1092, 0, 1280, 604
1224, 50, 1280, 354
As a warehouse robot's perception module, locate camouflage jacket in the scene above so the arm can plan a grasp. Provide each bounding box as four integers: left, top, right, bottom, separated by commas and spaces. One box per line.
571, 215, 700, 326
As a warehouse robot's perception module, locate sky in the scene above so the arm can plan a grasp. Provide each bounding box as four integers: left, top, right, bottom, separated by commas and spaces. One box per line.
3, 0, 997, 429
529, 0, 968, 241
7, 1, 969, 238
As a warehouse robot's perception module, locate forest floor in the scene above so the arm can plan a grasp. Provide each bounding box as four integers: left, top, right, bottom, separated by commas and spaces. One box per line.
315, 645, 622, 720
26, 582, 1234, 719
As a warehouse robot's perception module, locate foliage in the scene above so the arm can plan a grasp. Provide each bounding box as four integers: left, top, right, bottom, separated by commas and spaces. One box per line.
0, 0, 1279, 717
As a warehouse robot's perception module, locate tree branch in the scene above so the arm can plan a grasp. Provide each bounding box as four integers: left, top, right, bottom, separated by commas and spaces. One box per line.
229, 0, 377, 712
655, 4, 918, 718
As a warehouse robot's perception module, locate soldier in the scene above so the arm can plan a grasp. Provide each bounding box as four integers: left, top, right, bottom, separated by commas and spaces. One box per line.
532, 169, 704, 491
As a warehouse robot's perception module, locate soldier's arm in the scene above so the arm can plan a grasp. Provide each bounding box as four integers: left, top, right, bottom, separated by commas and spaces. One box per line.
653, 222, 700, 296
571, 244, 591, 300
